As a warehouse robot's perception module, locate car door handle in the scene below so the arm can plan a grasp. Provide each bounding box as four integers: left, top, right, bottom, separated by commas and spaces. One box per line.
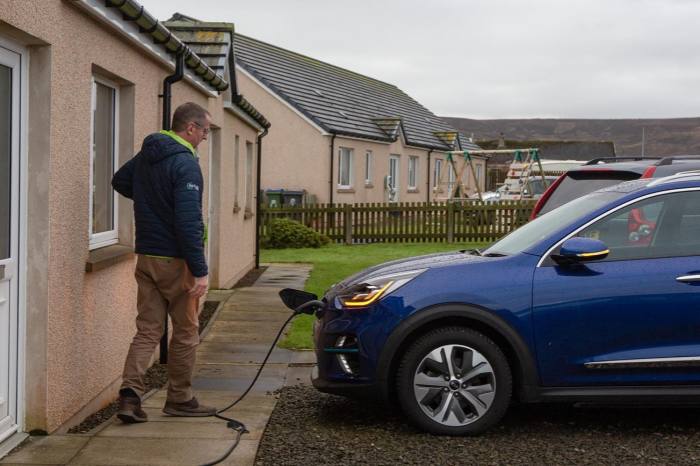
676, 274, 700, 283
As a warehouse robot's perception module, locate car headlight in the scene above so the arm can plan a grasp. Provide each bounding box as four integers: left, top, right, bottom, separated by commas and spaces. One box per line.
336, 269, 426, 308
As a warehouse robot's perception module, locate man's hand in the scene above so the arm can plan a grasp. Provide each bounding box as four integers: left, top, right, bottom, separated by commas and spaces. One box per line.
189, 275, 209, 299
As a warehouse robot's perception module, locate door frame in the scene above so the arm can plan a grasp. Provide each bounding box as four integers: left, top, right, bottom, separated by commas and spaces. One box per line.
388, 154, 400, 202
0, 35, 28, 442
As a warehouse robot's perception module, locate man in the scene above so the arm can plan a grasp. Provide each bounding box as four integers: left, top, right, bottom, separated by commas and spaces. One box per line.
112, 102, 215, 422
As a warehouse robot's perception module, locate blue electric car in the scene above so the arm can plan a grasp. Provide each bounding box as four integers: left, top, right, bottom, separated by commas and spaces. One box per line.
296, 172, 700, 435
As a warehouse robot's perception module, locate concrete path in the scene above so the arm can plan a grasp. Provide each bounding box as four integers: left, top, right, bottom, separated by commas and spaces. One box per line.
1, 264, 313, 466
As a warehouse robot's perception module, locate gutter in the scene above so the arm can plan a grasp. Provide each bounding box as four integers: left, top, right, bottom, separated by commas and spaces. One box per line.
255, 128, 270, 269
99, 0, 228, 92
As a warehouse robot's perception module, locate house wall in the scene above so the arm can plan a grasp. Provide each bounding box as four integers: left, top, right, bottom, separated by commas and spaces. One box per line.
236, 68, 486, 204
0, 0, 261, 432
209, 108, 260, 288
236, 69, 330, 202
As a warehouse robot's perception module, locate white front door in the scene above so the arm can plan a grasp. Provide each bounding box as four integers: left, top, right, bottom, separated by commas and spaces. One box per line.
0, 42, 22, 444
388, 155, 400, 202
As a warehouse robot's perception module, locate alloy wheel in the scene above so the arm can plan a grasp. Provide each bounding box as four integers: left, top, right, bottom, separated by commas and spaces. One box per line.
413, 344, 496, 427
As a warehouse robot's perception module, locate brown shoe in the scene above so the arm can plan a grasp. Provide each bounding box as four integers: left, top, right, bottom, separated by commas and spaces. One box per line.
163, 397, 216, 417
117, 395, 148, 423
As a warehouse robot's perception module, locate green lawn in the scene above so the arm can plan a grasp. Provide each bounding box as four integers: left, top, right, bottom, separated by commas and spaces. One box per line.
261, 242, 487, 349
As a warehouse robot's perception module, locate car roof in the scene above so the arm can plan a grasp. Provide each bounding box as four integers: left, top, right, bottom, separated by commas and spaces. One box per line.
646, 170, 700, 187
569, 158, 658, 175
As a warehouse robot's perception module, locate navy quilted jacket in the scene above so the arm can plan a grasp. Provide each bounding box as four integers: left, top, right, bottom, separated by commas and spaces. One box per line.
112, 132, 208, 277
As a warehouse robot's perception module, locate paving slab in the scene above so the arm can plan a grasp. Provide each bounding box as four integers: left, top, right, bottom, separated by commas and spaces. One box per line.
0, 436, 89, 464
195, 350, 291, 365
68, 437, 251, 466
290, 350, 316, 365
214, 310, 293, 322
284, 365, 314, 387
193, 376, 283, 393
143, 392, 276, 411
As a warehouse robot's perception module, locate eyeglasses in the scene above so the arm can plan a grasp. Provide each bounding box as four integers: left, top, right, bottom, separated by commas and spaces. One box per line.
192, 121, 210, 135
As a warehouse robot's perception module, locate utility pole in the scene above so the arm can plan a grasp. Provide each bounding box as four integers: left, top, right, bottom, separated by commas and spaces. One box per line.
641, 127, 646, 158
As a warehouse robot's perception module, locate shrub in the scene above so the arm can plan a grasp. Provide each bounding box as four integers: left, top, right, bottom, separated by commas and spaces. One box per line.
263, 218, 331, 249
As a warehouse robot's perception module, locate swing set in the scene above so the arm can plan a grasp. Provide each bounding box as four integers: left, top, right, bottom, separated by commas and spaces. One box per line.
434, 148, 548, 201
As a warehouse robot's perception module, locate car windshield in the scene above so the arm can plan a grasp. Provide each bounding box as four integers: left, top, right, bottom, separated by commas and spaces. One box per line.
484, 191, 622, 256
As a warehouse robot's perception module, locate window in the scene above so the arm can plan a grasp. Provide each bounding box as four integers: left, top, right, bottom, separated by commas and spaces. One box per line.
365, 150, 373, 185
575, 190, 700, 261
388, 155, 400, 202
234, 135, 240, 210
408, 156, 418, 190
476, 165, 482, 191
245, 141, 254, 213
447, 163, 456, 194
0, 63, 10, 259
338, 147, 353, 188
89, 77, 119, 249
433, 158, 442, 189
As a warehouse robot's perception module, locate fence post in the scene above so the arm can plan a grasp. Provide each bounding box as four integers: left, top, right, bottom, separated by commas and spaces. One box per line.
446, 202, 455, 243
344, 203, 353, 245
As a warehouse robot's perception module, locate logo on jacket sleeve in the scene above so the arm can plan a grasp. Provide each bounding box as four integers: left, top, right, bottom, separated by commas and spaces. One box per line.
186, 182, 200, 192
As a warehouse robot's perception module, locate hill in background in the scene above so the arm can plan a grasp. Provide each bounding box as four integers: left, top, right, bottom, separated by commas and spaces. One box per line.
442, 117, 700, 157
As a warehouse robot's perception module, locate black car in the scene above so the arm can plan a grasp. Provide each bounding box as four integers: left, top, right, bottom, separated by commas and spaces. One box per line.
532, 156, 700, 218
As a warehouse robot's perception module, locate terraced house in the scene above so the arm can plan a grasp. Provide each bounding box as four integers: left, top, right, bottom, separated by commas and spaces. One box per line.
166, 14, 486, 206
0, 0, 268, 449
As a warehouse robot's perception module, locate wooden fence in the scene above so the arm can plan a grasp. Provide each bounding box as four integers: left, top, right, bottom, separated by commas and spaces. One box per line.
261, 200, 537, 244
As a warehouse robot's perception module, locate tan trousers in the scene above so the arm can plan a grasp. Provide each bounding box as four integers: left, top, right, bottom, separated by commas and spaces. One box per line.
121, 255, 199, 403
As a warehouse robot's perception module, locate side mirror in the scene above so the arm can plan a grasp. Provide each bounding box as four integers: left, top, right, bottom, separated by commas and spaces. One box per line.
279, 288, 319, 311
551, 237, 609, 266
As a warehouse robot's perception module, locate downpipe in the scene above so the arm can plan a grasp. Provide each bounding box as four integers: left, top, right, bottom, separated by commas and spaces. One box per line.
159, 49, 186, 364
199, 289, 322, 466
255, 128, 269, 269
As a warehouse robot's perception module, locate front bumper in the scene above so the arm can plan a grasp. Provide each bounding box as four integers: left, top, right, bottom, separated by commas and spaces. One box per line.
310, 300, 394, 399
311, 365, 377, 398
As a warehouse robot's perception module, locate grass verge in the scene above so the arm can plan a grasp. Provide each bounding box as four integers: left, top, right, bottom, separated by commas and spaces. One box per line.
261, 242, 486, 349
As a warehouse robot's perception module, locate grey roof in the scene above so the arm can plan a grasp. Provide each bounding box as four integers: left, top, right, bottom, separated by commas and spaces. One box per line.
233, 34, 479, 152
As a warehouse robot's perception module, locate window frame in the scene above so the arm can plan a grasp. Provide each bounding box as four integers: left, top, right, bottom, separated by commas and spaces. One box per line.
244, 140, 254, 214
433, 158, 442, 189
338, 147, 353, 189
233, 134, 240, 210
364, 150, 373, 186
88, 75, 120, 250
408, 155, 419, 190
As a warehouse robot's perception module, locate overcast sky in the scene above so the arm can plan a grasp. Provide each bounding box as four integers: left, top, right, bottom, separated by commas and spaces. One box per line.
146, 0, 700, 119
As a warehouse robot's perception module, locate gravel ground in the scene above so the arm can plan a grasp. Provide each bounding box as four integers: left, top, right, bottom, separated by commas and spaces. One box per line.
256, 385, 700, 466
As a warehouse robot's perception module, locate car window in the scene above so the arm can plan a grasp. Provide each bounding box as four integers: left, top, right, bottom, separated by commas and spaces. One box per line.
575, 190, 700, 261
538, 171, 640, 215
485, 191, 620, 256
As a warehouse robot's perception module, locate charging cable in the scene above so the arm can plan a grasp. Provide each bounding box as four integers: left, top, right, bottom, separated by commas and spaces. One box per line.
199, 298, 323, 466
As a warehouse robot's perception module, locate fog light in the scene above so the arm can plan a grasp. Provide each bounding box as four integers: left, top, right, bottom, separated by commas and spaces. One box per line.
334, 336, 359, 376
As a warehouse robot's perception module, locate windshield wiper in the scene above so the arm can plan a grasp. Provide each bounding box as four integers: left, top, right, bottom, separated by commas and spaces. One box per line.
461, 248, 482, 256
483, 252, 507, 257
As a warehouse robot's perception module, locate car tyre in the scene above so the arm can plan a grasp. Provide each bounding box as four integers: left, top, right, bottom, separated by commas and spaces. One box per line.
396, 326, 512, 435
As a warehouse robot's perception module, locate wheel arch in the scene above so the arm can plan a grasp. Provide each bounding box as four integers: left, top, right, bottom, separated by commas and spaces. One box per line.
376, 303, 540, 403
